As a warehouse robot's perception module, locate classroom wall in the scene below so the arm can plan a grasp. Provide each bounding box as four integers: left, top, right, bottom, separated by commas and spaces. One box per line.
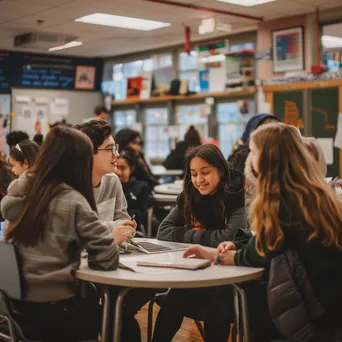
11, 88, 102, 138
257, 15, 310, 79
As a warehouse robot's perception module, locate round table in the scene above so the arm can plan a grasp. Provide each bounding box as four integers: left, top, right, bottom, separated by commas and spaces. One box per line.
150, 166, 183, 177
76, 240, 264, 342
154, 183, 182, 195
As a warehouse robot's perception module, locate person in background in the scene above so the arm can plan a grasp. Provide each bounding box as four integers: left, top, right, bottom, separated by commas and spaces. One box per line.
75, 120, 133, 233
9, 139, 40, 177
0, 153, 12, 190
228, 113, 281, 161
228, 144, 250, 174
83, 105, 109, 123
6, 131, 29, 150
116, 149, 152, 236
153, 144, 246, 342
163, 125, 202, 173
184, 123, 342, 342
1, 126, 128, 342
115, 128, 158, 190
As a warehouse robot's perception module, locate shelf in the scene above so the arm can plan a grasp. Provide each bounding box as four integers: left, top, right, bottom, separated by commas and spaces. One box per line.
262, 79, 342, 92
111, 87, 257, 106
226, 49, 256, 56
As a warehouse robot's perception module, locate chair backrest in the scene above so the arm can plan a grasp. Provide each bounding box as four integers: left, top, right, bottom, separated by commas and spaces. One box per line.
0, 241, 22, 300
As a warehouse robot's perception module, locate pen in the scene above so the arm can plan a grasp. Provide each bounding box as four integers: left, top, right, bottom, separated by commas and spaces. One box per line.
131, 214, 136, 221
214, 255, 222, 265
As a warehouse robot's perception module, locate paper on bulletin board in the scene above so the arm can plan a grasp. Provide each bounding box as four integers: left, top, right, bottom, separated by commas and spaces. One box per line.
317, 138, 334, 165
132, 122, 143, 134
35, 106, 48, 136
20, 106, 35, 136
50, 98, 69, 117
334, 114, 342, 149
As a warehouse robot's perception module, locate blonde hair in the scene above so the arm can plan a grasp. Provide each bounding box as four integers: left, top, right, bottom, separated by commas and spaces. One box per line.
250, 123, 342, 256
302, 137, 327, 178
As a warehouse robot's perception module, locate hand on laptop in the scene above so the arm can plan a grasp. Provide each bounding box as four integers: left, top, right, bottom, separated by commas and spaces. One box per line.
112, 220, 137, 245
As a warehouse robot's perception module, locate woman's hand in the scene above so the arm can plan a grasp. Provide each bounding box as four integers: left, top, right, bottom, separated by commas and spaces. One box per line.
112, 220, 136, 245
217, 241, 236, 254
183, 245, 218, 261
219, 250, 236, 265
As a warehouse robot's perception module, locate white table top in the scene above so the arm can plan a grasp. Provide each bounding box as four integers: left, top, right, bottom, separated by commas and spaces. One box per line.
153, 193, 178, 203
154, 183, 182, 195
150, 165, 183, 177
75, 240, 264, 289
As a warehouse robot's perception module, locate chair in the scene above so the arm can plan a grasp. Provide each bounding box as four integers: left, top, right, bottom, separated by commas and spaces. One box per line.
0, 241, 97, 342
147, 291, 238, 342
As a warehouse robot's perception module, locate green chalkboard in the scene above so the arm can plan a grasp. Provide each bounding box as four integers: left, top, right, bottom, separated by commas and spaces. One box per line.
311, 87, 339, 177
273, 90, 305, 134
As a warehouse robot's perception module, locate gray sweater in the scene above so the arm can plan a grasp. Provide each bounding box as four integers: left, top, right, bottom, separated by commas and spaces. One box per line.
1, 176, 119, 302
157, 205, 247, 247
93, 173, 130, 229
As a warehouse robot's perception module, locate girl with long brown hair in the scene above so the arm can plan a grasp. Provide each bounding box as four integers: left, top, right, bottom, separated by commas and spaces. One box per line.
1, 126, 132, 342
185, 123, 342, 341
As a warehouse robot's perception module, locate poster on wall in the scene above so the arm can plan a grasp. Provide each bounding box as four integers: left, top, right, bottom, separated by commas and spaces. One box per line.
75, 66, 96, 90
35, 106, 48, 137
0, 94, 10, 153
272, 26, 304, 73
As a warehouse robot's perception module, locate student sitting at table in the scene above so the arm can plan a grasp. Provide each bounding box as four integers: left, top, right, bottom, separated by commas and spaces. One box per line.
115, 128, 158, 190
116, 149, 153, 236
1, 126, 133, 342
9, 139, 40, 177
75, 120, 133, 231
184, 123, 342, 342
152, 144, 247, 342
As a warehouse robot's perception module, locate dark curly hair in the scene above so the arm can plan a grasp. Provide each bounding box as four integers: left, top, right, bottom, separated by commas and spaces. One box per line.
75, 120, 112, 154
6, 131, 29, 149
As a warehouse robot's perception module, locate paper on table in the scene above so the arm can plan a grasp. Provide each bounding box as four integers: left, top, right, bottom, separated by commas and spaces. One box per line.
317, 138, 334, 165
119, 253, 190, 274
334, 114, 342, 149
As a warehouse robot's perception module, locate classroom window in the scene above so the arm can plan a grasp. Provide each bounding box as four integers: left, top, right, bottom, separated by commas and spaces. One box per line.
144, 108, 169, 159
114, 110, 137, 133
217, 100, 256, 157
176, 104, 208, 141
179, 51, 200, 93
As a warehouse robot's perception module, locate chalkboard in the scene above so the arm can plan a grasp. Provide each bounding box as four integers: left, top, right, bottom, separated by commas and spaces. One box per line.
311, 87, 339, 177
273, 90, 305, 134
0, 50, 103, 91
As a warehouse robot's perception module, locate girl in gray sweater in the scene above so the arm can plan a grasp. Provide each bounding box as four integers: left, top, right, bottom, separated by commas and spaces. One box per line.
1, 126, 134, 342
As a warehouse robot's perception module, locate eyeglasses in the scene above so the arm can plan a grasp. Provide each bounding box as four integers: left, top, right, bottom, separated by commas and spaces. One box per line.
98, 144, 119, 156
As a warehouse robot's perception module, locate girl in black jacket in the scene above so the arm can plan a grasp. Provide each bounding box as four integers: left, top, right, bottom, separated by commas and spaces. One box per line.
185, 123, 342, 342
153, 144, 247, 342
116, 150, 152, 234
115, 129, 158, 190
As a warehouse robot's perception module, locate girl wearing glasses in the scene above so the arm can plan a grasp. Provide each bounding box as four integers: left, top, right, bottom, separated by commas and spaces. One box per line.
153, 144, 247, 342
115, 129, 158, 190
9, 139, 40, 177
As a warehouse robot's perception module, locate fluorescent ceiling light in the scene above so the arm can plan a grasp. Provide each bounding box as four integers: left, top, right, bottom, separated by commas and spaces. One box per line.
322, 35, 342, 49
75, 13, 171, 31
216, 0, 277, 6
49, 41, 82, 51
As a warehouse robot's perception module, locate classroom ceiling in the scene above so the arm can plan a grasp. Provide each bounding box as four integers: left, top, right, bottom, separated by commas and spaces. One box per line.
0, 0, 340, 58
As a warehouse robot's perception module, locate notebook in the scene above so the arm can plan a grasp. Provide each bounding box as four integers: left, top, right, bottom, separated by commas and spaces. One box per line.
136, 258, 211, 270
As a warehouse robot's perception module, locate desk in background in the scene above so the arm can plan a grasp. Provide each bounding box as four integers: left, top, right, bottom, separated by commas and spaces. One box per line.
76, 239, 264, 342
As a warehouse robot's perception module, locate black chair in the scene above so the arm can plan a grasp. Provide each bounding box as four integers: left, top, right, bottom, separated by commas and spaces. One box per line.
0, 241, 97, 342
147, 291, 238, 342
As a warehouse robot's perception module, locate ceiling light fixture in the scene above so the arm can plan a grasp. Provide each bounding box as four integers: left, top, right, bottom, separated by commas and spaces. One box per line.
216, 0, 277, 6
75, 13, 171, 31
322, 35, 342, 49
49, 41, 83, 51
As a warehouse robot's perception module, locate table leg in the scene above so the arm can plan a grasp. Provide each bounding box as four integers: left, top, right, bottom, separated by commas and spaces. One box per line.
233, 284, 250, 342
113, 287, 132, 342
101, 286, 111, 342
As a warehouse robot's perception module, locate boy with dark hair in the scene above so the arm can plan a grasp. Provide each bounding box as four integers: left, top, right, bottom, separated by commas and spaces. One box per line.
75, 120, 133, 232
6, 131, 29, 149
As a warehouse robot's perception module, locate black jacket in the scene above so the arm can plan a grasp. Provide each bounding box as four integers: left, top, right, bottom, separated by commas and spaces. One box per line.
122, 177, 152, 228
163, 141, 189, 172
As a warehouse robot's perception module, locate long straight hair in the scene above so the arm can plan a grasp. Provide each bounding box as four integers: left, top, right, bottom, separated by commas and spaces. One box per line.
6, 126, 97, 246
250, 123, 342, 256
182, 144, 244, 225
